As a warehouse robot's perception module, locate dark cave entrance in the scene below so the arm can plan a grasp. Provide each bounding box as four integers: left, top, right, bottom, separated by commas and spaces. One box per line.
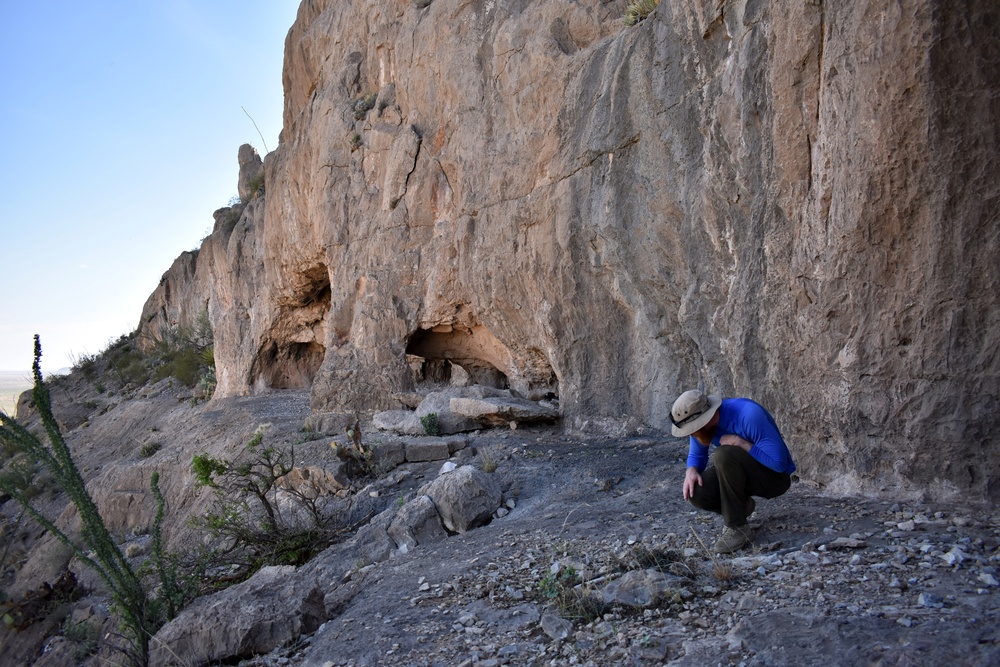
251, 265, 331, 390
405, 325, 510, 390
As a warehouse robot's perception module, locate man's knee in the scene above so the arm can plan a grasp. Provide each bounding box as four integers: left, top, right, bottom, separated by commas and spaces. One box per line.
712, 445, 745, 468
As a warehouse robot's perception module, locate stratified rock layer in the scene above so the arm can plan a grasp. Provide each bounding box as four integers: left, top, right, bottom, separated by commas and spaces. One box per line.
140, 0, 1000, 500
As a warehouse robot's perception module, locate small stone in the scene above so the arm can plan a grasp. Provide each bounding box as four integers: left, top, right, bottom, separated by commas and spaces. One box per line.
941, 547, 966, 566
541, 612, 572, 640
897, 617, 913, 627
897, 520, 916, 531
917, 592, 944, 608
978, 573, 999, 586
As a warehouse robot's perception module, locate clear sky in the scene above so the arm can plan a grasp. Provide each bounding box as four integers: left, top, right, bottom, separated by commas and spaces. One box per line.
0, 1, 301, 373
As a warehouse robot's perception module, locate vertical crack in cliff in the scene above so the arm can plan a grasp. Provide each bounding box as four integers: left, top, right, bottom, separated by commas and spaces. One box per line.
398, 130, 423, 210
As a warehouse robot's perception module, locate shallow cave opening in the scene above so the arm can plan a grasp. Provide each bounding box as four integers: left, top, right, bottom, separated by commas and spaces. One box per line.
405, 326, 510, 390
254, 341, 326, 390
252, 265, 331, 391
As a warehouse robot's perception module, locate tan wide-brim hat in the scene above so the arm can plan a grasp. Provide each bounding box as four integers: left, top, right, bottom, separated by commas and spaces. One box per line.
670, 390, 722, 437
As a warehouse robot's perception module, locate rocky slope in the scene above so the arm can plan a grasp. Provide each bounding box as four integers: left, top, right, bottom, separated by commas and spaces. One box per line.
139, 0, 1000, 502
4, 380, 998, 666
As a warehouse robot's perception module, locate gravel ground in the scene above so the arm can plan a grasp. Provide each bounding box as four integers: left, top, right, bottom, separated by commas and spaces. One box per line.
233, 427, 1000, 667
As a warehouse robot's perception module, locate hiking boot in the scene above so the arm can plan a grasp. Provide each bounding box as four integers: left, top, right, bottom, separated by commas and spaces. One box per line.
714, 525, 754, 554
746, 496, 756, 518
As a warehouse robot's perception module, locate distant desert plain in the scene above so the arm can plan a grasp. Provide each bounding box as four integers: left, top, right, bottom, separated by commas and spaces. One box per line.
0, 371, 32, 416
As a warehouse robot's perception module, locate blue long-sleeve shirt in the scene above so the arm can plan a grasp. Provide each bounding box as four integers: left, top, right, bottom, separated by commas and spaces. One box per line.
686, 398, 796, 474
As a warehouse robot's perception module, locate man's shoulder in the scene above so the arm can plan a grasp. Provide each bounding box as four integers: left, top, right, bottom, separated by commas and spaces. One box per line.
722, 398, 774, 424
722, 397, 764, 413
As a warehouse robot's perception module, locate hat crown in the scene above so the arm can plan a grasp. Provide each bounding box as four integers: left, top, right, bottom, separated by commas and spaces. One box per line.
672, 390, 709, 422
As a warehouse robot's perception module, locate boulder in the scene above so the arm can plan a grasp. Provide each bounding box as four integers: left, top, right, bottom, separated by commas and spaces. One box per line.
600, 569, 691, 608
372, 409, 423, 435
277, 464, 350, 498
387, 494, 448, 550
421, 465, 501, 534
149, 566, 325, 666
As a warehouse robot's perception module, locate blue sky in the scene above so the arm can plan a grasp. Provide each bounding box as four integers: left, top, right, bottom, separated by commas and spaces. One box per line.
0, 1, 300, 372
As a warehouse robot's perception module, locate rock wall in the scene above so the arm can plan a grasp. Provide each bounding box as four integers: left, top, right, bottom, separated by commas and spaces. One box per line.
140, 0, 1000, 501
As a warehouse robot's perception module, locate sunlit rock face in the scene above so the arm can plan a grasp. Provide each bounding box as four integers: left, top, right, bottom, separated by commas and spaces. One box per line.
140, 0, 1000, 500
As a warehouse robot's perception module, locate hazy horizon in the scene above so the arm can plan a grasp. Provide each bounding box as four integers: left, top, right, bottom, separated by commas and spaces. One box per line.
0, 369, 34, 416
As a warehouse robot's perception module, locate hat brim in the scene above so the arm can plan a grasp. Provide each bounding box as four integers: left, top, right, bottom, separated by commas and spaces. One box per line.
671, 394, 722, 437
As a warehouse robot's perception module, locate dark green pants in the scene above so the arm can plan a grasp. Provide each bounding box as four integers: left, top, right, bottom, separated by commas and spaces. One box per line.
689, 446, 791, 527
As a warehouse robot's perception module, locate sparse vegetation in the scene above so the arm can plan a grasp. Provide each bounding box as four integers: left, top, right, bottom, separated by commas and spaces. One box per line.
538, 566, 606, 622
138, 441, 161, 458
352, 92, 378, 120
689, 525, 737, 582
191, 425, 368, 581
59, 311, 216, 404
220, 201, 246, 235
245, 171, 265, 199
148, 310, 215, 389
63, 616, 102, 661
420, 412, 440, 436
478, 445, 498, 473
623, 0, 660, 26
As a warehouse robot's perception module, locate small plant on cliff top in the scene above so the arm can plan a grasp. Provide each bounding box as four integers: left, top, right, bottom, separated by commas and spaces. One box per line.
246, 171, 265, 199
623, 0, 660, 26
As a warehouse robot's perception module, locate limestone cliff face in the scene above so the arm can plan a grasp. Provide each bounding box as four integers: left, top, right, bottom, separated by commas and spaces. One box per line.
140, 0, 1000, 500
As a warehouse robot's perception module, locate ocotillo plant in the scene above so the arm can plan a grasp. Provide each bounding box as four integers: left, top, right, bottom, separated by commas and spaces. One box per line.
0, 336, 154, 665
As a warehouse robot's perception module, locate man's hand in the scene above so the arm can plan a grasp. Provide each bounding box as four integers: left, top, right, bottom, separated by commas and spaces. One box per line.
720, 434, 752, 452
683, 466, 703, 500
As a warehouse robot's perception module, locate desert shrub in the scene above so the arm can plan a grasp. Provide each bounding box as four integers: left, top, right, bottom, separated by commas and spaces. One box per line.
420, 412, 440, 436
352, 92, 377, 120
104, 335, 151, 388
192, 427, 340, 578
138, 442, 161, 458
245, 172, 265, 199
147, 310, 215, 389
63, 616, 102, 661
538, 566, 606, 622
623, 0, 660, 26
478, 445, 498, 473
220, 201, 246, 235
70, 351, 99, 381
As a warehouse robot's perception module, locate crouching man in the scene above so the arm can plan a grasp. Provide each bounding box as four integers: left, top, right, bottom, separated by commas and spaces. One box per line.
670, 389, 796, 554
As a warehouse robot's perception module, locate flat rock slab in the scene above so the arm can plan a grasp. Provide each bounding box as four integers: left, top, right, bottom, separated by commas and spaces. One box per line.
449, 396, 559, 426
